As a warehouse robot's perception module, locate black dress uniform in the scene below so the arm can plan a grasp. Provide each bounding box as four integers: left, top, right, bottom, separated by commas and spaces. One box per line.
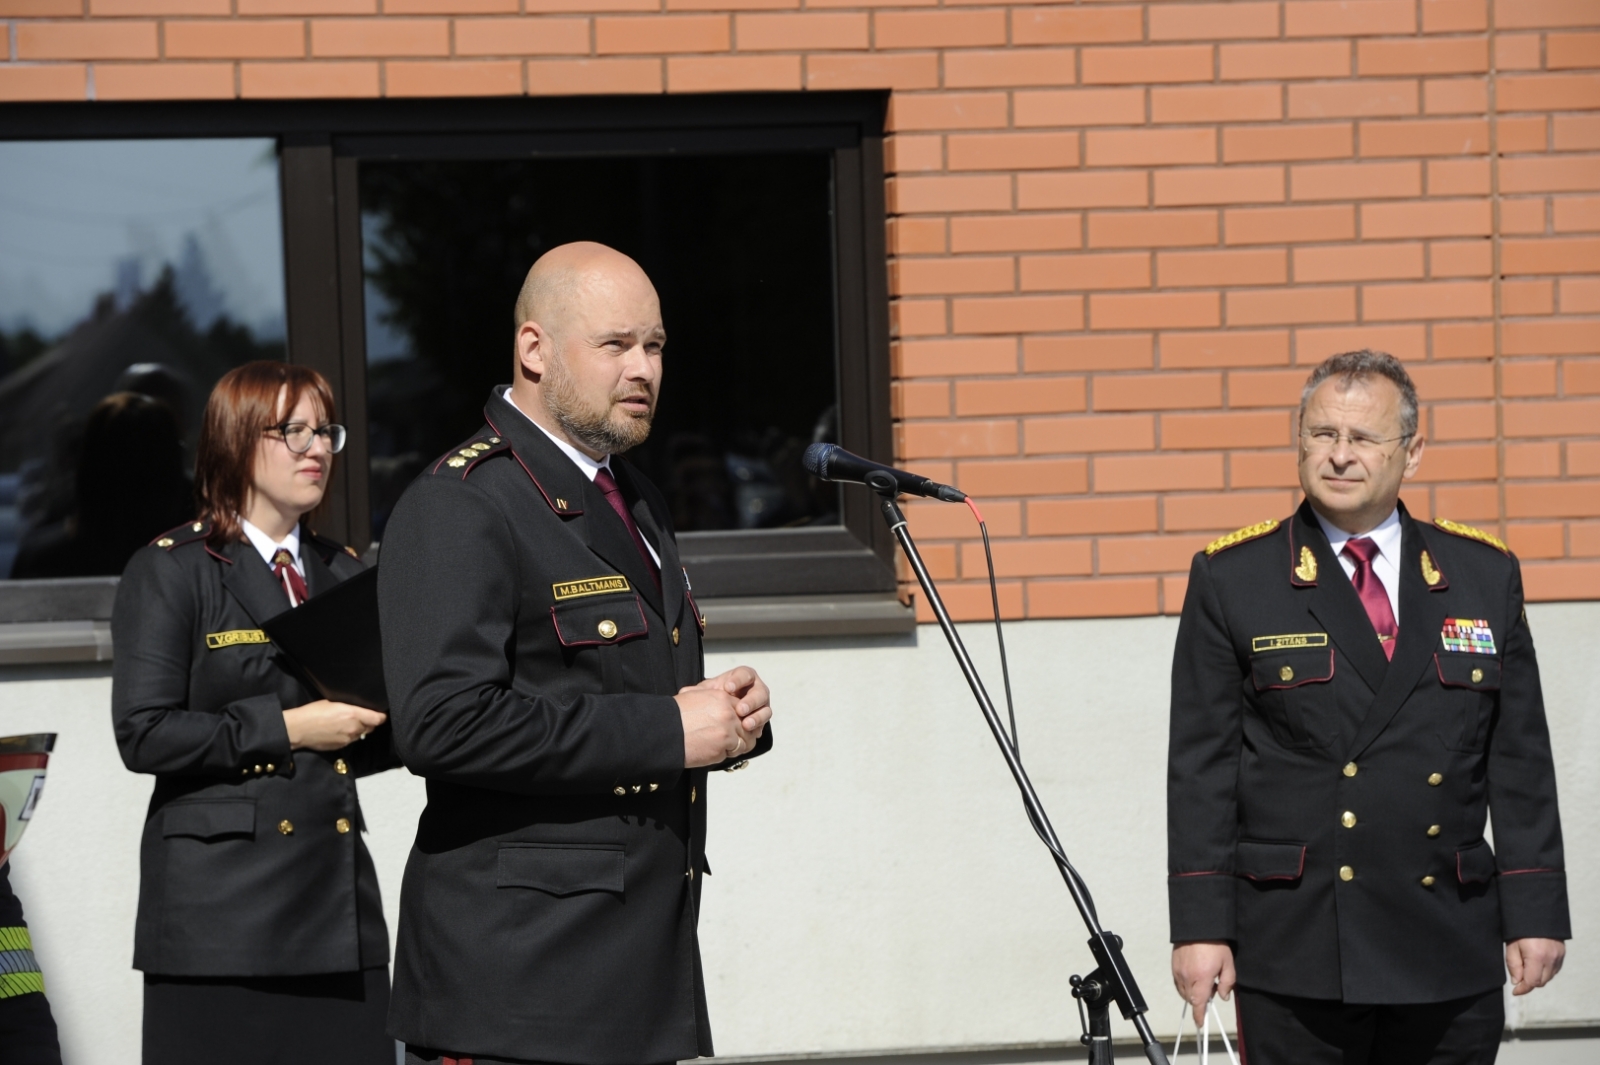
0, 861, 61, 1065
378, 388, 767, 1065
1167, 501, 1569, 1055
112, 521, 402, 1064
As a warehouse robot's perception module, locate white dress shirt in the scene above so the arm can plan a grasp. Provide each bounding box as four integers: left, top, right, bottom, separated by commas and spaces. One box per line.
503, 388, 661, 567
1313, 506, 1403, 625
240, 518, 305, 606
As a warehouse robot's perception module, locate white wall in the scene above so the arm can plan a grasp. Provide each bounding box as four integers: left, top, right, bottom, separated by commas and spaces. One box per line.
2, 602, 1596, 1062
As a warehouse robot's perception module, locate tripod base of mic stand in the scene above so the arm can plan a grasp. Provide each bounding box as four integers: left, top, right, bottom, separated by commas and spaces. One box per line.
1072, 970, 1116, 1065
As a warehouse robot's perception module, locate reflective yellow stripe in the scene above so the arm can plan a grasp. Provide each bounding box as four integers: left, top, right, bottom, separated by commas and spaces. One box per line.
0, 927, 31, 952
0, 971, 44, 999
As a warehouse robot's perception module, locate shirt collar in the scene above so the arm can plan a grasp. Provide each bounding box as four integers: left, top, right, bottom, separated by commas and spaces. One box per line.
239, 518, 300, 568
1314, 505, 1402, 564
503, 386, 611, 483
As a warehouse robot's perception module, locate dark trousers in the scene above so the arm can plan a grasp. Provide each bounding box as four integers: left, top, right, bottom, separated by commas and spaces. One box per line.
1235, 986, 1503, 1065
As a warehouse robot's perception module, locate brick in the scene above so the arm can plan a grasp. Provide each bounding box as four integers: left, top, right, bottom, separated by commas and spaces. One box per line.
1224, 124, 1355, 164
1014, 88, 1145, 127
1567, 358, 1600, 392
1083, 45, 1215, 85
890, 174, 1012, 214
1407, 361, 1495, 399
1500, 156, 1600, 195
1422, 0, 1486, 33
1496, 33, 1544, 72
916, 581, 1024, 624
1413, 443, 1497, 482
385, 59, 522, 97
1228, 368, 1309, 407
1361, 200, 1492, 239
241, 61, 379, 98
1150, 1, 1279, 41
1423, 78, 1486, 115
1424, 238, 1492, 276
1431, 484, 1500, 521
1501, 199, 1548, 235
1577, 522, 1600, 556
1504, 524, 1566, 560
1431, 321, 1494, 359
1018, 172, 1148, 211
1428, 159, 1489, 197
944, 49, 1077, 90
1221, 41, 1352, 81
1503, 320, 1600, 355
0, 0, 81, 12
895, 338, 1016, 377
1097, 453, 1225, 492
948, 132, 1079, 172
886, 135, 943, 174
1231, 449, 1301, 487
959, 538, 1092, 578
1020, 252, 1150, 292
1025, 413, 1156, 453
736, 12, 866, 50
17, 22, 159, 60
1498, 74, 1600, 113
1028, 496, 1158, 535
952, 214, 1083, 253
1013, 5, 1143, 45
955, 377, 1087, 417
893, 380, 950, 418
1359, 118, 1488, 159
1099, 535, 1213, 575
875, 10, 1006, 49
1165, 490, 1299, 531
1092, 291, 1222, 331
1561, 278, 1600, 312
526, 0, 652, 9
1294, 242, 1425, 282
385, 0, 516, 10
1358, 38, 1487, 76
892, 299, 947, 337
1158, 248, 1287, 287
236, 0, 372, 11
1291, 161, 1421, 201
95, 61, 235, 99
1289, 81, 1419, 119
1497, 0, 1600, 31
1554, 116, 1600, 152
1555, 195, 1600, 232
1503, 360, 1559, 397
596, 15, 729, 55
1163, 410, 1291, 449
952, 296, 1085, 334
1573, 443, 1600, 476
526, 58, 662, 95
956, 459, 1087, 497
1286, 0, 1416, 37
1024, 334, 1154, 372
807, 53, 939, 92
667, 55, 800, 92
898, 420, 1019, 459
1027, 578, 1160, 619
668, 0, 793, 11
1155, 167, 1285, 208
1499, 116, 1549, 154
1094, 371, 1223, 411
1162, 330, 1291, 368
1088, 210, 1220, 248
454, 18, 592, 56
1506, 483, 1600, 520
888, 92, 1008, 131
1548, 31, 1600, 70
1225, 204, 1356, 245
1229, 285, 1356, 325
1152, 85, 1282, 125
91, 0, 229, 12
1086, 128, 1216, 168
1502, 280, 1553, 315
1363, 280, 1492, 320
1505, 441, 1562, 478
311, 19, 449, 58
1503, 238, 1600, 276
893, 256, 1015, 296
165, 21, 305, 59
889, 217, 947, 255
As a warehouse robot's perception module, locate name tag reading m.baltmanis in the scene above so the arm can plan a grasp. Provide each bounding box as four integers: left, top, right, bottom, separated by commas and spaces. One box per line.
552, 576, 632, 602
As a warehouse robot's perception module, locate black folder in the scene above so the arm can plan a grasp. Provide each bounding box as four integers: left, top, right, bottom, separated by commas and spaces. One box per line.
261, 567, 389, 711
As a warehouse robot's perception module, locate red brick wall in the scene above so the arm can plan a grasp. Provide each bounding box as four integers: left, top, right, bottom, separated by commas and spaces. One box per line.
1, 0, 1595, 620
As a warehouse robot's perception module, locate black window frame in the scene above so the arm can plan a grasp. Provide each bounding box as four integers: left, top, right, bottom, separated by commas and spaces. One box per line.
0, 91, 895, 611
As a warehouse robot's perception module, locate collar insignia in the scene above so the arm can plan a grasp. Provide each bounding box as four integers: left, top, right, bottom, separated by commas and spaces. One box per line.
1433, 518, 1508, 554
1294, 545, 1318, 583
1205, 519, 1279, 556
1421, 550, 1443, 587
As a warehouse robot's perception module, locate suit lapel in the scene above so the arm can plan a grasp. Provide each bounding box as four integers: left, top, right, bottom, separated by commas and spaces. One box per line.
579, 473, 666, 619
622, 463, 683, 629
1297, 505, 1388, 695
300, 536, 337, 599
219, 539, 295, 624
1345, 509, 1450, 761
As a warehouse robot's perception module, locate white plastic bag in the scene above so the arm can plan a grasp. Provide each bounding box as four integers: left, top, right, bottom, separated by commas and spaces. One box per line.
1169, 999, 1239, 1065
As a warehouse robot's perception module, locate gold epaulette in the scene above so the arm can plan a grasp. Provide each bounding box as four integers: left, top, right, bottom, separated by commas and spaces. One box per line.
433, 435, 507, 474
151, 520, 210, 550
1205, 519, 1280, 556
1433, 518, 1509, 554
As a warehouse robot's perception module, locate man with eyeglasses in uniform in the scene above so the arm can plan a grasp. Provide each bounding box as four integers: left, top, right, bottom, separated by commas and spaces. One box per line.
1165, 350, 1569, 1064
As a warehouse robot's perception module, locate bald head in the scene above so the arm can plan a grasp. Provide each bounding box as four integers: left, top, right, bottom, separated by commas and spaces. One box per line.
514, 241, 656, 344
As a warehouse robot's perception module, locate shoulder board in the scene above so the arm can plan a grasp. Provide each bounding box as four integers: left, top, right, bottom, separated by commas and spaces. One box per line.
150, 520, 211, 550
306, 530, 361, 561
1205, 519, 1280, 557
1433, 518, 1509, 555
430, 435, 510, 478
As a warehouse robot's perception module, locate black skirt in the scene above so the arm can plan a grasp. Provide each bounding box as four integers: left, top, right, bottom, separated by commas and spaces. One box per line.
143, 966, 393, 1065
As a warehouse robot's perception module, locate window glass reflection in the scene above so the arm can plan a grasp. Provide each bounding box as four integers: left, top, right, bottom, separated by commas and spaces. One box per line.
0, 138, 285, 579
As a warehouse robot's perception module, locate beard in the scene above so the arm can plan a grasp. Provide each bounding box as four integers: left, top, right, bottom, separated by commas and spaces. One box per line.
543, 356, 655, 455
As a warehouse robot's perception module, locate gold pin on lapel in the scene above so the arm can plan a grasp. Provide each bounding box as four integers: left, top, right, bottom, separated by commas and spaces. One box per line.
1295, 545, 1318, 583
1421, 551, 1442, 587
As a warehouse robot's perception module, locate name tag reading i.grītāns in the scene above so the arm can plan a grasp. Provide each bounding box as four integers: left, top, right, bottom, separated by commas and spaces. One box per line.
1251, 632, 1330, 653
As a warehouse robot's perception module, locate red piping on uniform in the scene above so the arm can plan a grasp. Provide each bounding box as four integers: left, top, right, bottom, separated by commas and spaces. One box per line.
1255, 649, 1335, 691
1238, 845, 1306, 882
548, 597, 649, 648
205, 544, 231, 564
1235, 995, 1248, 1065
1171, 871, 1226, 878
1499, 867, 1556, 876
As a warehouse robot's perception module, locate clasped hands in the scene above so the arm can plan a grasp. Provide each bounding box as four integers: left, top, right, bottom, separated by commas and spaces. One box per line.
677, 666, 772, 768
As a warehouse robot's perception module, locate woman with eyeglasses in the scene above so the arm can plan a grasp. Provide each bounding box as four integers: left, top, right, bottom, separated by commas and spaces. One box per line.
111, 361, 400, 1064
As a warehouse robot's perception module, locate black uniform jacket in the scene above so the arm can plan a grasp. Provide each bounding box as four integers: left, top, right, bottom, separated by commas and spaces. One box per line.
112, 521, 400, 977
1167, 501, 1569, 1005
378, 389, 766, 1065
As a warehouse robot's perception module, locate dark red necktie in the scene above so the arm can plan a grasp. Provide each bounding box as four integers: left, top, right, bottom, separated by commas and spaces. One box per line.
271, 548, 309, 608
1342, 537, 1397, 660
593, 467, 661, 589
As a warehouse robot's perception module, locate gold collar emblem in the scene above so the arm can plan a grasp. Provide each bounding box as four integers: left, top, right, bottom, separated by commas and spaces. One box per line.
1421, 550, 1442, 587
1294, 545, 1317, 582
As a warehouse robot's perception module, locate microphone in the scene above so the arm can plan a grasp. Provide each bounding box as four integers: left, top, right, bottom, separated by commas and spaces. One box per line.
802, 443, 966, 502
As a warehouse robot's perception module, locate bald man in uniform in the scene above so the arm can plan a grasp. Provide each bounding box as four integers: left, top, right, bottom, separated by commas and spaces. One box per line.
379, 242, 773, 1065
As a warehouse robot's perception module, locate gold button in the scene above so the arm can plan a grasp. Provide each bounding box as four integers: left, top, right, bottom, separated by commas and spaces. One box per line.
1341, 811, 1357, 828
334, 759, 348, 775
335, 818, 351, 834
489, 437, 501, 444
253, 765, 263, 774
686, 868, 695, 881
1279, 665, 1294, 681
1339, 865, 1354, 881
1343, 762, 1358, 778
613, 786, 626, 796
649, 783, 659, 792
672, 627, 680, 646
278, 820, 294, 835
265, 764, 275, 773
631, 784, 642, 793
1427, 824, 1441, 837
1428, 772, 1443, 786
242, 767, 250, 776
690, 786, 697, 803
1421, 876, 1436, 887
157, 537, 175, 547
191, 522, 203, 532
1471, 667, 1484, 683
598, 619, 618, 639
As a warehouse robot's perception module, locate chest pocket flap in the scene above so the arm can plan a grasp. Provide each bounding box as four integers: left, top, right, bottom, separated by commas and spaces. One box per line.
1250, 648, 1334, 691
550, 593, 649, 648
162, 799, 256, 841
497, 843, 625, 896
1435, 654, 1501, 691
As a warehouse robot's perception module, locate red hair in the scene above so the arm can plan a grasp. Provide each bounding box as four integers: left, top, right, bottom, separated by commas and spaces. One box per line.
195, 361, 337, 546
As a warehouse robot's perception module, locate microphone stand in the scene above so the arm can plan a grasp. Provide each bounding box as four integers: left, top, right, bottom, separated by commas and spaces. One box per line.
865, 471, 1170, 1065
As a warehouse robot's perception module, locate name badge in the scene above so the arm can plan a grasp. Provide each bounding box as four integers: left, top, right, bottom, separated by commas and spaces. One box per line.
1441, 618, 1496, 655
1251, 632, 1329, 653
206, 630, 269, 650
552, 575, 632, 601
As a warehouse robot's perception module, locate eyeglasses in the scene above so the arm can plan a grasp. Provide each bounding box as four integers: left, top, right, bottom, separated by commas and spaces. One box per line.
1300, 428, 1410, 459
266, 421, 347, 455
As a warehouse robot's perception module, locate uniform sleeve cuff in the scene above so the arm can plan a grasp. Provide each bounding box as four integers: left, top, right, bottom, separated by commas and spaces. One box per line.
1169, 873, 1236, 943
1498, 869, 1572, 942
